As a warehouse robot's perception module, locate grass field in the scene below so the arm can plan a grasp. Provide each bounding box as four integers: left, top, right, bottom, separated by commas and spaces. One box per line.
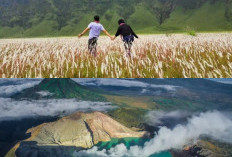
0, 33, 232, 78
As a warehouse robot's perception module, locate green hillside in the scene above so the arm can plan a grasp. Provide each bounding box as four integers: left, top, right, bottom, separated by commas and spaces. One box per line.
12, 78, 107, 101
162, 1, 232, 32
0, 0, 232, 38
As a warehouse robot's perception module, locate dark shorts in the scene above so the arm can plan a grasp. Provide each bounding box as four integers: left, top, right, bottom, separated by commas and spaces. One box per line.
123, 35, 134, 50
123, 35, 134, 43
88, 37, 98, 52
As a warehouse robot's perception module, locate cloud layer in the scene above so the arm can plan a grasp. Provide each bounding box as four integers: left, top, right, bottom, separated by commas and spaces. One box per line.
0, 98, 115, 121
72, 79, 179, 91
76, 111, 232, 157
0, 79, 41, 97
36, 91, 54, 97
145, 110, 191, 126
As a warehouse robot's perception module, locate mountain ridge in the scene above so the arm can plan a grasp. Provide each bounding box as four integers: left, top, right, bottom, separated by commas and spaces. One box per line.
0, 0, 232, 38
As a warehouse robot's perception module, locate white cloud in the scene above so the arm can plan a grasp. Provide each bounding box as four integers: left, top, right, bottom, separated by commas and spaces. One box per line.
0, 98, 115, 121
0, 79, 39, 85
150, 84, 178, 91
75, 111, 232, 157
36, 91, 54, 97
72, 79, 179, 91
207, 78, 232, 85
145, 110, 191, 126
216, 81, 232, 85
0, 79, 41, 97
141, 89, 149, 94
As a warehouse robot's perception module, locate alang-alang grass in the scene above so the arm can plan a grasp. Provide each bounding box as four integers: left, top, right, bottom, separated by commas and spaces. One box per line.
0, 33, 232, 78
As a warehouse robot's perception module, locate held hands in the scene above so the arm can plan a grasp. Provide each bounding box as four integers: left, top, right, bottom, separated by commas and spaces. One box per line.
78, 34, 83, 38
110, 36, 116, 41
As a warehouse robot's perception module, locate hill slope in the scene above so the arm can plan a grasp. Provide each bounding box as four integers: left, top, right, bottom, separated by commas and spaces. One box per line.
0, 0, 232, 38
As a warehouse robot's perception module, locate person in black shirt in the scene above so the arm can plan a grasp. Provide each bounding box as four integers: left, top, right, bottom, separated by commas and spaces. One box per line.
112, 19, 138, 57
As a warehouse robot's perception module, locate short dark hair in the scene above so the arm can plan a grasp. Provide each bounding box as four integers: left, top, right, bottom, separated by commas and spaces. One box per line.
118, 19, 125, 25
94, 15, 100, 21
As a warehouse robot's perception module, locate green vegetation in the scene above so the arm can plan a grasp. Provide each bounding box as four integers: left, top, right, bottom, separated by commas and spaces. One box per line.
188, 30, 197, 36
162, 1, 232, 32
152, 97, 204, 111
107, 108, 147, 129
104, 95, 157, 109
0, 0, 232, 38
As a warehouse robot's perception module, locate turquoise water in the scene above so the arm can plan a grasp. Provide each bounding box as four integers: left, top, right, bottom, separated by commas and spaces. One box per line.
96, 138, 172, 157
150, 152, 172, 157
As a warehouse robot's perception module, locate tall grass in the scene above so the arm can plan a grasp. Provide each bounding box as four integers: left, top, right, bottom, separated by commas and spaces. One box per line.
0, 33, 231, 78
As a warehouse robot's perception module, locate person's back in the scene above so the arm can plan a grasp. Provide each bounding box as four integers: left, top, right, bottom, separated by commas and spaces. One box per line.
116, 24, 138, 38
88, 22, 104, 39
112, 19, 138, 57
78, 15, 112, 56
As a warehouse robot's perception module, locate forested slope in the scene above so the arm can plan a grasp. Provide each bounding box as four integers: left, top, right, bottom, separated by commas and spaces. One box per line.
0, 0, 232, 38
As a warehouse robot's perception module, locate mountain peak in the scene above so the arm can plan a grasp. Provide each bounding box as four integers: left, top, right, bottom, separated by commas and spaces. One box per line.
12, 78, 106, 101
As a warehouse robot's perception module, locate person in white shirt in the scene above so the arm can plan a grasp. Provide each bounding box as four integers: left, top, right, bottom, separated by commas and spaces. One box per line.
78, 15, 113, 56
